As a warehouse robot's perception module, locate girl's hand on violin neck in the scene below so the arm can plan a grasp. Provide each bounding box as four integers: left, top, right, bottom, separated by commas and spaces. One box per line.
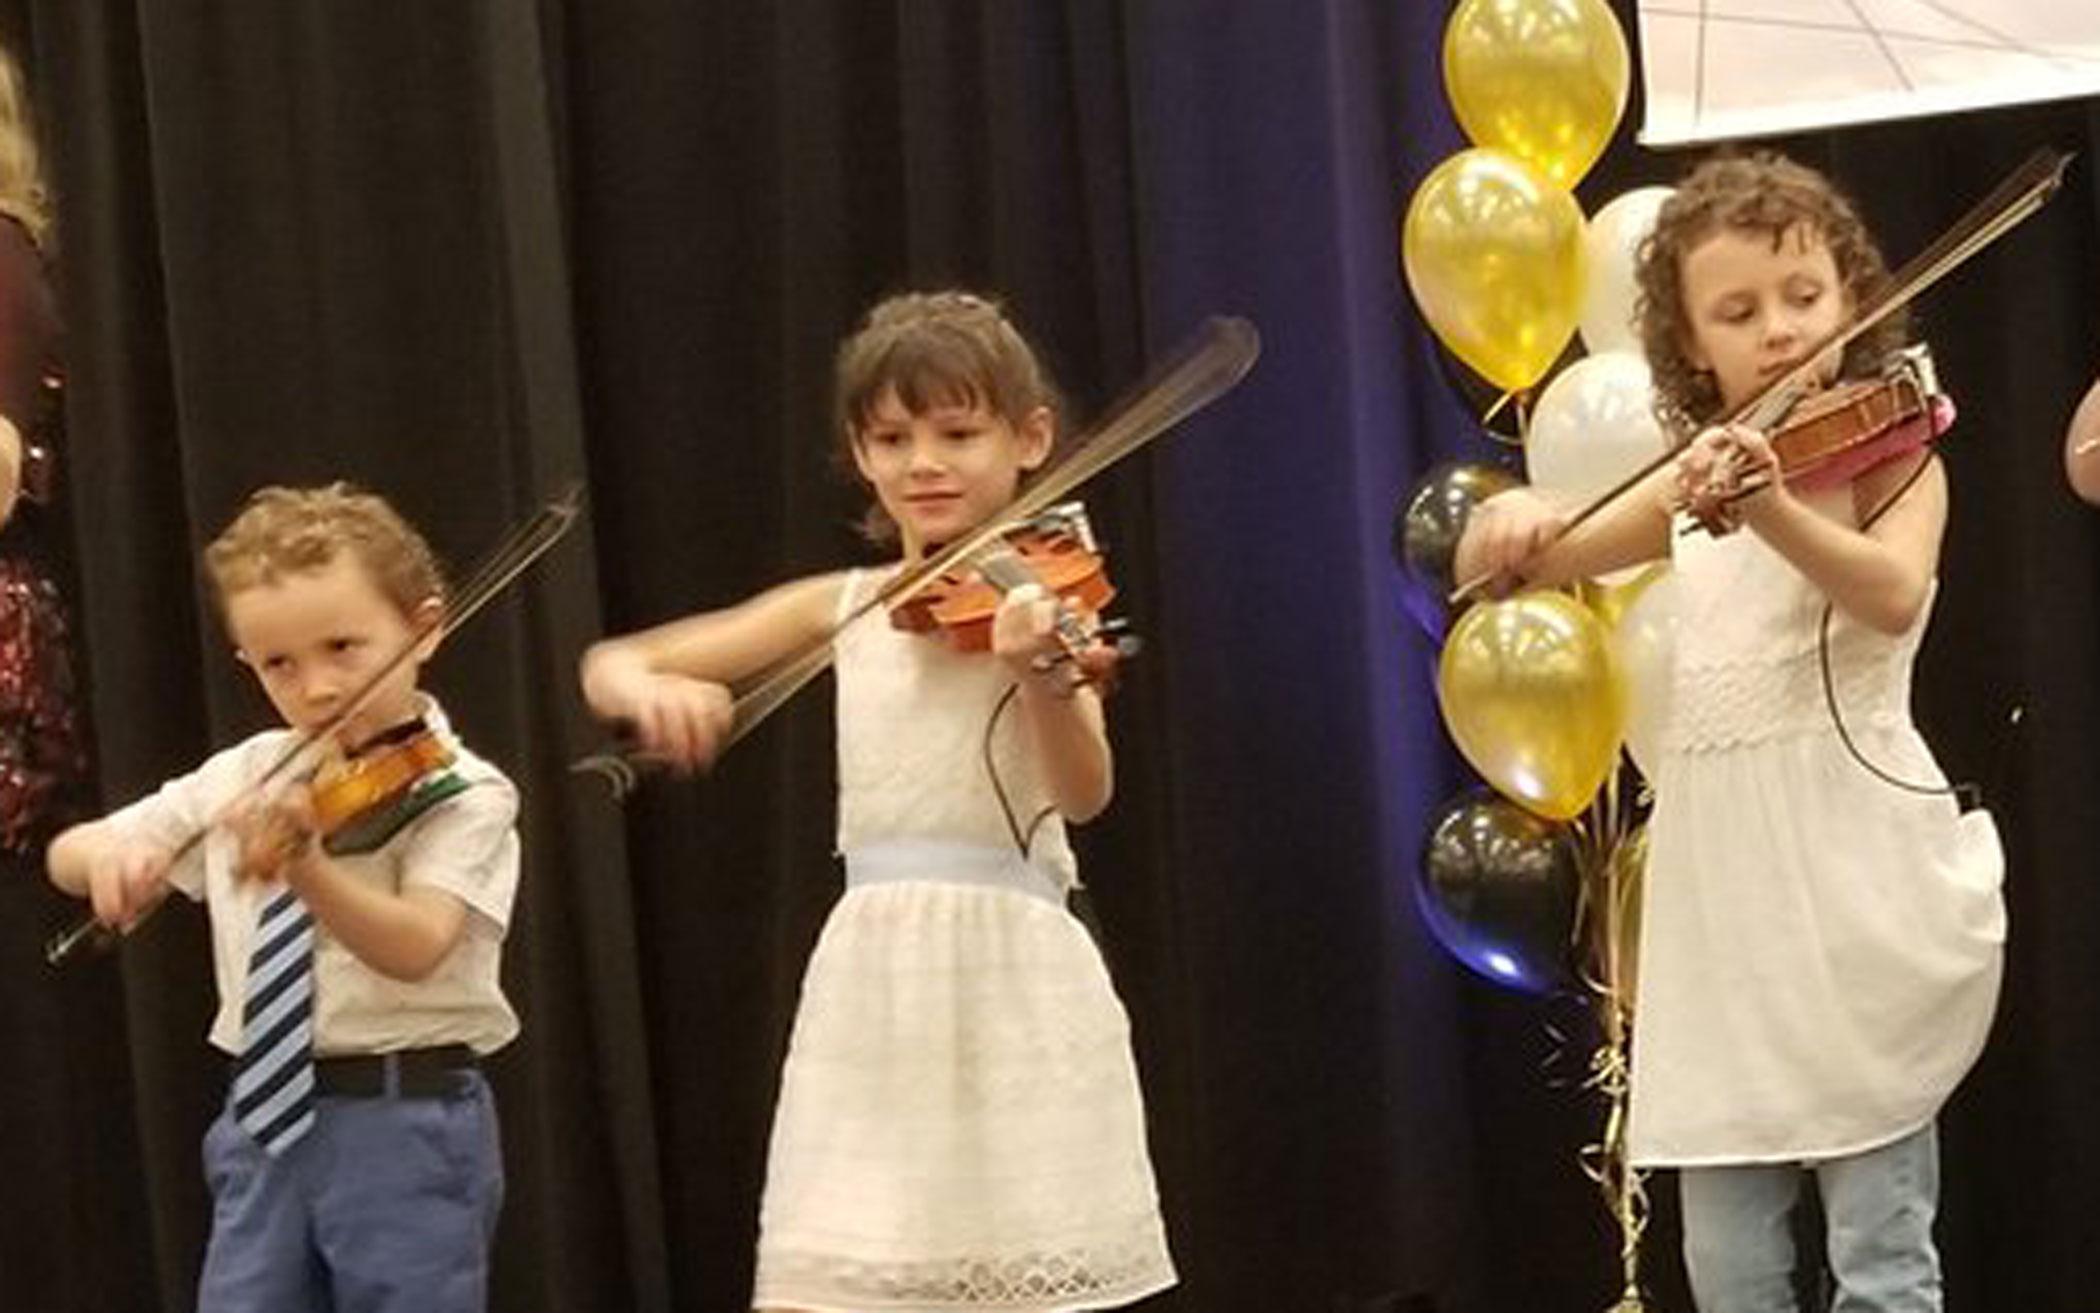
86, 838, 173, 929
1457, 488, 1567, 597
1675, 424, 1790, 533
991, 583, 1086, 697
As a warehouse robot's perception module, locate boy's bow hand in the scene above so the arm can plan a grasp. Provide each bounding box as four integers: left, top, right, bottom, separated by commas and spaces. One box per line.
85, 838, 173, 930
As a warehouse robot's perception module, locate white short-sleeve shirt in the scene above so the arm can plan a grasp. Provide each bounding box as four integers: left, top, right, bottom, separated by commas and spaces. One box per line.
107, 699, 522, 1057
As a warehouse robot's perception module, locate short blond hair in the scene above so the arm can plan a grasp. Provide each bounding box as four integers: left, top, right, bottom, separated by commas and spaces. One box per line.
204, 483, 446, 619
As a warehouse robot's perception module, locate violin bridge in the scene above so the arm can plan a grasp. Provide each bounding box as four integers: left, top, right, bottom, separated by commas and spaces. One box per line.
1020, 501, 1097, 553
1886, 342, 1940, 404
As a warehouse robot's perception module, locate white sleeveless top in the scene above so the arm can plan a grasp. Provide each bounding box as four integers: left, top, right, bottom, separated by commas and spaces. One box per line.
833, 568, 1077, 886
1627, 519, 2005, 1166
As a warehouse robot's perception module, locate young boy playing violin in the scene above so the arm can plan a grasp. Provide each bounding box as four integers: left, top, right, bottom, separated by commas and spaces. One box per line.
48, 483, 518, 1313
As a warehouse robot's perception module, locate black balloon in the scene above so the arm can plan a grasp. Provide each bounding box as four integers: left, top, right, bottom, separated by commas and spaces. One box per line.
1392, 461, 1520, 637
1416, 787, 1582, 995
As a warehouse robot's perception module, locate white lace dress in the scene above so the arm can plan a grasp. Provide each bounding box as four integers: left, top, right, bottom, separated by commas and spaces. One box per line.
751, 570, 1176, 1312
1627, 518, 2005, 1167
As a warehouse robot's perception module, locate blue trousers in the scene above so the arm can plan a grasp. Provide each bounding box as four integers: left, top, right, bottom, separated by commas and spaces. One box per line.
197, 1068, 503, 1313
1680, 1122, 1941, 1313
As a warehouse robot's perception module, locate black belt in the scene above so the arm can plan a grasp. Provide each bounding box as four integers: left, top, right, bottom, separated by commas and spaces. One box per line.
311, 1044, 478, 1098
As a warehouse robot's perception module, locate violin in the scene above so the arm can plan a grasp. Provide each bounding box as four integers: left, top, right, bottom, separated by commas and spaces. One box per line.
310, 721, 457, 839
1686, 344, 1950, 533
1446, 148, 2066, 601
890, 505, 1108, 637
571, 317, 1261, 799
229, 719, 459, 877
890, 503, 1135, 692
45, 485, 583, 966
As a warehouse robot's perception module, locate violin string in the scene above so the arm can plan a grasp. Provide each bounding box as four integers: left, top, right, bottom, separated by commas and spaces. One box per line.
1702, 380, 1926, 515
241, 485, 581, 803
47, 484, 584, 966
574, 316, 1259, 788
1447, 148, 2068, 604
739, 318, 1250, 729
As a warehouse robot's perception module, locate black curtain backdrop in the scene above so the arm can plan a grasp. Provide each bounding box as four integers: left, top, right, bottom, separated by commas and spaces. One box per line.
0, 2, 2095, 1311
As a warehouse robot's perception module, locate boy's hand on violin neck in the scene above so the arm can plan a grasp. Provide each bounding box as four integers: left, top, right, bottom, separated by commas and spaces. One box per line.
229, 789, 320, 883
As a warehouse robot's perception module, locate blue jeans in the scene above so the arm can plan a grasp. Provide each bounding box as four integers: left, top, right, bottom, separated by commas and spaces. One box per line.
197, 1069, 503, 1313
1680, 1122, 1941, 1313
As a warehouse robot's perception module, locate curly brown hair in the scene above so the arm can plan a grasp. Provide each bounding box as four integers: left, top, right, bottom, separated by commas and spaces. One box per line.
1635, 152, 1909, 437
833, 290, 1063, 542
205, 482, 446, 620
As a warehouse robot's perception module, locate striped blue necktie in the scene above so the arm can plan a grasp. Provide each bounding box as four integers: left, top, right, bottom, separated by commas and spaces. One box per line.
232, 886, 316, 1156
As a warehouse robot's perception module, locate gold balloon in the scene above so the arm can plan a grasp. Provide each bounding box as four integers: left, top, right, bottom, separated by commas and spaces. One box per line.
1444, 0, 1630, 190
1402, 148, 1585, 393
1577, 561, 1666, 632
1438, 589, 1623, 820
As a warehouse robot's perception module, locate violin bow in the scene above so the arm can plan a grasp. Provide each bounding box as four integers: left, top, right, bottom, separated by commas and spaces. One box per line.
572, 314, 1262, 798
1449, 147, 2072, 603
46, 484, 585, 966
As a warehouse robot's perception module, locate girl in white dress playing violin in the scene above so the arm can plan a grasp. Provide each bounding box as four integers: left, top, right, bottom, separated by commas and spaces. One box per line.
579, 291, 1175, 1313
1457, 153, 2003, 1313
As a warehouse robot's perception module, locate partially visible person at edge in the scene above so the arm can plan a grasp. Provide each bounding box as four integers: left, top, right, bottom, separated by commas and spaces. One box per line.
0, 38, 117, 1313
2064, 371, 2100, 504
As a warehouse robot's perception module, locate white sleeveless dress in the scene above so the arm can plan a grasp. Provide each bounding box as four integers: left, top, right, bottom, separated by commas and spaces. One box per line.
1626, 517, 2005, 1167
752, 570, 1176, 1311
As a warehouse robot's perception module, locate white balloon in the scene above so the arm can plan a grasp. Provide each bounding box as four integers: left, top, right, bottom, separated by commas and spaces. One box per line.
1525, 351, 1667, 504
1579, 186, 1672, 354
1612, 568, 1675, 780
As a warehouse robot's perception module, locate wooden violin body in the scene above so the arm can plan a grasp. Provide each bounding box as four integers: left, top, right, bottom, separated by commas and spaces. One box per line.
888, 502, 1134, 692
1688, 344, 1948, 533
1768, 343, 1944, 492
310, 721, 457, 836
888, 504, 1116, 652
